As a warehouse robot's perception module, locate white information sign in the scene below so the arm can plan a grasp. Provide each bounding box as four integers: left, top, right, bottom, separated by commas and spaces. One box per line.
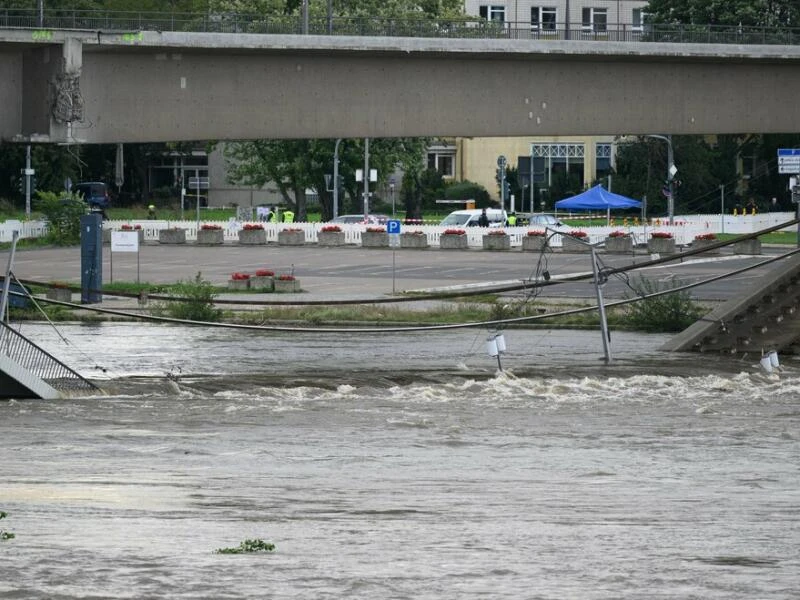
111, 230, 140, 253
778, 149, 800, 174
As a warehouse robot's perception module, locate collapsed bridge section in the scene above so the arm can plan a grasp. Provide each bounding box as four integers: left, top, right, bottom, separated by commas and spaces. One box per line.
662, 253, 800, 355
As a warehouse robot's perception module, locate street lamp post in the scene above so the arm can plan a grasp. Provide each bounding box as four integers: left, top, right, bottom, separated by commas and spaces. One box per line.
389, 178, 396, 217
333, 138, 342, 219
646, 134, 675, 225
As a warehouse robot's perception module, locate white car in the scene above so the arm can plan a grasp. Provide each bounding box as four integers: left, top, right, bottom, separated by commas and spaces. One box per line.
439, 208, 507, 228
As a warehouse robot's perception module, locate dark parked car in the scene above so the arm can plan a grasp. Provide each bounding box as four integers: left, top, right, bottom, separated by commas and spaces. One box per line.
74, 182, 110, 210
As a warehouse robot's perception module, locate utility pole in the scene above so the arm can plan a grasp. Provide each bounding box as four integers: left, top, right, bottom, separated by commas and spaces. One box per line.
24, 145, 32, 218
363, 138, 370, 220
333, 138, 342, 219
645, 134, 675, 225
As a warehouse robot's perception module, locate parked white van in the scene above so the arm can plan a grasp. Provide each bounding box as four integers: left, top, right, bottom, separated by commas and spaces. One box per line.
440, 208, 507, 228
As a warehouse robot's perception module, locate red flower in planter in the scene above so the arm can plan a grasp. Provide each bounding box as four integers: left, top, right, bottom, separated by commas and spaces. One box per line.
283, 227, 303, 233
694, 233, 717, 241
365, 227, 385, 233
278, 274, 296, 281
569, 230, 588, 238
243, 224, 264, 231
230, 272, 250, 280
651, 231, 673, 239
487, 229, 508, 236
406, 230, 425, 235
608, 230, 629, 238
320, 225, 342, 232
527, 230, 546, 236
201, 224, 222, 230
443, 229, 466, 235
255, 269, 274, 277
120, 224, 134, 230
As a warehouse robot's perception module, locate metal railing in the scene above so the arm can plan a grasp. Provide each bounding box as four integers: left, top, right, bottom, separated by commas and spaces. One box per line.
0, 8, 798, 46
0, 320, 96, 393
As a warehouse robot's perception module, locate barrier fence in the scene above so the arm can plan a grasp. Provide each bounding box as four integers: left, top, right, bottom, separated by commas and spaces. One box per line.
2, 212, 796, 249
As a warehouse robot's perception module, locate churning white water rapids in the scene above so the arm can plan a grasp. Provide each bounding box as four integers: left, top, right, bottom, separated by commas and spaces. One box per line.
1, 323, 798, 599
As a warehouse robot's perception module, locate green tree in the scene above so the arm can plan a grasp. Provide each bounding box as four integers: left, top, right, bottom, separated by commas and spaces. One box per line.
34, 191, 86, 245
225, 137, 428, 220
644, 0, 799, 26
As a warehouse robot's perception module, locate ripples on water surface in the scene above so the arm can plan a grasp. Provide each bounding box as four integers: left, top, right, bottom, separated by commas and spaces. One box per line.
1, 323, 798, 599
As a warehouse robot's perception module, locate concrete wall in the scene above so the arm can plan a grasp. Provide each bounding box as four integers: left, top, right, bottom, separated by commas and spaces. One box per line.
0, 50, 21, 139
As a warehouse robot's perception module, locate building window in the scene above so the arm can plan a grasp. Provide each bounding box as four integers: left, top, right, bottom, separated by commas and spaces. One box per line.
582, 7, 607, 32
531, 6, 557, 31
427, 152, 455, 177
631, 8, 643, 31
596, 143, 613, 180
479, 5, 506, 23
531, 143, 585, 193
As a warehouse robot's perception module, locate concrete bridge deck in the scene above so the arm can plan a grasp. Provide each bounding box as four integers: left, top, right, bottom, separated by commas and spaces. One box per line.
2, 27, 800, 143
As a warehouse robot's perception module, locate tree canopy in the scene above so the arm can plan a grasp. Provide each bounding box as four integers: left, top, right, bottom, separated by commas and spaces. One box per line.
645, 0, 799, 27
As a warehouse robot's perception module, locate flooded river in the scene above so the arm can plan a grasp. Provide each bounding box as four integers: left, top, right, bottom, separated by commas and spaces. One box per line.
1, 323, 798, 599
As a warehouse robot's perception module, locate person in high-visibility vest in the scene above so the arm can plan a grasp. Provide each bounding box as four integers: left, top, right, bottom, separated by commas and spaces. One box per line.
283, 210, 295, 223
506, 212, 517, 226
269, 210, 278, 223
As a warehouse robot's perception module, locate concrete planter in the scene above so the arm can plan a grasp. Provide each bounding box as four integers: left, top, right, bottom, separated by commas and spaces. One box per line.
733, 238, 762, 255
46, 287, 72, 302
439, 233, 468, 249
228, 278, 250, 291
647, 237, 676, 254
522, 235, 547, 252
274, 278, 301, 293
400, 232, 429, 249
482, 233, 510, 250
278, 229, 306, 246
102, 228, 111, 244
250, 275, 274, 291
692, 238, 720, 254
317, 231, 346, 247
159, 228, 186, 244
238, 228, 267, 245
197, 228, 224, 245
605, 235, 633, 253
562, 235, 591, 253
362, 231, 389, 248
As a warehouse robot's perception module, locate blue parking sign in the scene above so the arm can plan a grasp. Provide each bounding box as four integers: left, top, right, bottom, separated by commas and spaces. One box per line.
387, 219, 402, 234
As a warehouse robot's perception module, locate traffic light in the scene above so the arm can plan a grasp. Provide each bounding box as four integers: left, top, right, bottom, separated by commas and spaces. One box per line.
503, 179, 510, 198
30, 175, 36, 193
17, 177, 23, 195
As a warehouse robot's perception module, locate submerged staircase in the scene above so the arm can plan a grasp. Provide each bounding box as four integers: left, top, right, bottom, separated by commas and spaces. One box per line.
0, 321, 97, 399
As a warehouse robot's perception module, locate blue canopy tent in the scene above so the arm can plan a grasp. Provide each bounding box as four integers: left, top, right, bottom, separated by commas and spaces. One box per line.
555, 185, 642, 224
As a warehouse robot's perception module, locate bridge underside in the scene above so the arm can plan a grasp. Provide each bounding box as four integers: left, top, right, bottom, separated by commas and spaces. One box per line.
662, 253, 800, 355
1, 31, 800, 143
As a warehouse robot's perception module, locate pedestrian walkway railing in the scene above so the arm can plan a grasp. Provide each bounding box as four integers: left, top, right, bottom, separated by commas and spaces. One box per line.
1, 9, 799, 46
0, 321, 96, 394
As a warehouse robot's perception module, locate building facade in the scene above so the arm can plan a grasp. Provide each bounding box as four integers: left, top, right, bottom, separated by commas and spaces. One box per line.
442, 0, 647, 208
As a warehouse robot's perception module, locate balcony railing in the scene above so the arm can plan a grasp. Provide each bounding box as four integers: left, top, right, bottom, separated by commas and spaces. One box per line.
0, 320, 97, 393
0, 8, 798, 46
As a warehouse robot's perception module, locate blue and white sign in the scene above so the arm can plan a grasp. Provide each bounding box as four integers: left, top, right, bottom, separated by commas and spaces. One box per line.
778, 148, 800, 174
387, 219, 402, 234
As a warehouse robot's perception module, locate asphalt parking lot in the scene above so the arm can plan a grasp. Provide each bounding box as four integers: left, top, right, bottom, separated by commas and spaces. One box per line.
7, 241, 793, 305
